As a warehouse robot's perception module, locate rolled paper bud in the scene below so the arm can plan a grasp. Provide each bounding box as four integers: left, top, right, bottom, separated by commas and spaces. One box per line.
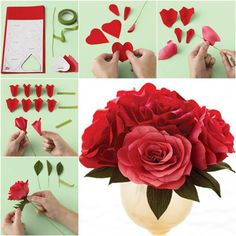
6, 98, 19, 112
23, 84, 31, 97
47, 99, 57, 112
15, 117, 28, 132
32, 118, 43, 136
35, 85, 43, 97
34, 98, 43, 112
22, 99, 32, 112
9, 85, 19, 97
46, 84, 55, 97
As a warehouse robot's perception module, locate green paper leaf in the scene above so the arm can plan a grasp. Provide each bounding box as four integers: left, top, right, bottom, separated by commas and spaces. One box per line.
56, 162, 64, 176
207, 162, 235, 173
47, 160, 53, 176
34, 160, 43, 176
146, 186, 172, 220
14, 198, 29, 211
175, 178, 199, 202
85, 167, 114, 178
109, 168, 130, 185
190, 168, 221, 197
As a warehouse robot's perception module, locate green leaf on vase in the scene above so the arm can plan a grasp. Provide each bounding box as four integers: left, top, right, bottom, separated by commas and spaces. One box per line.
34, 160, 43, 176
85, 167, 114, 178
146, 186, 172, 220
207, 162, 235, 173
109, 168, 130, 185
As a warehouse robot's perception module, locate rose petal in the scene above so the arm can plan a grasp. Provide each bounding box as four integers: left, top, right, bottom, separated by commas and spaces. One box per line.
186, 28, 195, 43
34, 98, 43, 112
32, 118, 43, 136
35, 85, 43, 97
179, 7, 194, 26
174, 28, 182, 43
22, 99, 32, 112
15, 117, 28, 132
46, 84, 55, 97
9, 85, 19, 97
47, 99, 57, 112
23, 84, 31, 97
6, 98, 19, 112
158, 40, 177, 60
202, 26, 221, 46
160, 8, 178, 28
124, 6, 131, 21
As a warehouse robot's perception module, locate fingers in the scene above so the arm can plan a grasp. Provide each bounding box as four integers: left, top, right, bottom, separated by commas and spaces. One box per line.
126, 50, 137, 64
42, 131, 58, 141
221, 49, 235, 60
15, 131, 27, 144
10, 131, 21, 141
14, 208, 22, 224
220, 51, 233, 72
111, 51, 119, 62
4, 211, 15, 223
197, 42, 210, 59
42, 138, 55, 152
27, 195, 45, 205
190, 44, 202, 57
205, 54, 216, 66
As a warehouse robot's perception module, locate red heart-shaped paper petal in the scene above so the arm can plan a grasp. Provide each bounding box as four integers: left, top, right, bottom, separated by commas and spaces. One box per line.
15, 117, 28, 132
9, 85, 19, 97
63, 55, 78, 72
160, 8, 178, 28
186, 28, 195, 43
202, 26, 221, 46
124, 7, 131, 21
47, 99, 57, 112
159, 40, 178, 60
6, 98, 19, 112
174, 28, 182, 43
86, 29, 109, 45
109, 4, 119, 16
46, 84, 55, 97
34, 98, 43, 112
23, 84, 31, 97
102, 20, 122, 39
22, 99, 32, 112
35, 85, 42, 97
179, 7, 194, 26
112, 42, 134, 62
32, 118, 43, 136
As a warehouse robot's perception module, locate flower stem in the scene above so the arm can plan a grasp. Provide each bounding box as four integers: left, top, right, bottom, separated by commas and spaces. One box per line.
37, 176, 41, 189
56, 119, 72, 128
57, 92, 76, 95
26, 135, 36, 156
58, 106, 78, 109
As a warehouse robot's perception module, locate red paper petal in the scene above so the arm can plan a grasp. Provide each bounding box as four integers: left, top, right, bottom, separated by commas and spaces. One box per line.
6, 98, 19, 112
102, 20, 122, 39
159, 40, 178, 60
8, 180, 29, 200
32, 118, 42, 136
174, 28, 182, 43
34, 98, 43, 112
23, 84, 31, 97
63, 55, 78, 72
124, 7, 131, 21
15, 117, 28, 132
47, 99, 57, 112
127, 23, 135, 33
186, 28, 195, 43
109, 4, 119, 16
179, 7, 194, 26
46, 84, 55, 97
9, 85, 19, 97
22, 99, 32, 112
86, 29, 109, 45
202, 26, 221, 46
160, 8, 178, 28
112, 42, 134, 62
35, 85, 42, 97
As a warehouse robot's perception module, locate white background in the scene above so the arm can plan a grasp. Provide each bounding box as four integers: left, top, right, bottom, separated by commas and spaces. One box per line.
79, 79, 236, 236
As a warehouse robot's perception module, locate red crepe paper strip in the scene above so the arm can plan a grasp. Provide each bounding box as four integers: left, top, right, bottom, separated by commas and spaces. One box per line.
9, 85, 19, 97
8, 180, 29, 201
22, 99, 32, 112
186, 29, 195, 43
202, 26, 221, 46
112, 42, 134, 62
35, 85, 42, 97
174, 28, 182, 43
124, 7, 131, 21
46, 84, 55, 97
86, 29, 109, 45
179, 7, 194, 26
102, 20, 122, 39
47, 99, 57, 112
15, 117, 28, 132
6, 98, 19, 112
23, 84, 31, 97
127, 23, 135, 33
159, 40, 177, 60
109, 4, 119, 16
34, 98, 43, 112
32, 118, 43, 136
160, 8, 178, 28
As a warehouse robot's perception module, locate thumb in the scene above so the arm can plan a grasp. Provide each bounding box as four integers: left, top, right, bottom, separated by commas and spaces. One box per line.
220, 51, 232, 72
42, 131, 57, 140
27, 195, 45, 205
15, 131, 26, 144
112, 51, 119, 62
14, 208, 22, 224
197, 42, 210, 59
126, 50, 137, 64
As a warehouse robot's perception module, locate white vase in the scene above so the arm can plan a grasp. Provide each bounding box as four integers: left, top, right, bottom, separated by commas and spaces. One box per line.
120, 182, 193, 236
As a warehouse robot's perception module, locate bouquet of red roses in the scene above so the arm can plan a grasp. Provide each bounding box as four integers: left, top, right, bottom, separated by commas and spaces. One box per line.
80, 83, 235, 219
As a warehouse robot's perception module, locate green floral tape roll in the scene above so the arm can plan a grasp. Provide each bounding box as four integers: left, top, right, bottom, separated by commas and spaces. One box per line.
58, 9, 77, 25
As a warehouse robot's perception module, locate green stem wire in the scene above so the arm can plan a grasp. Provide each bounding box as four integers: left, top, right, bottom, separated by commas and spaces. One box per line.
58, 106, 78, 109
26, 135, 36, 156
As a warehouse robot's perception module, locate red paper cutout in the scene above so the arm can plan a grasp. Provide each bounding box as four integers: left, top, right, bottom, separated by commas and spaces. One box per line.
34, 98, 43, 112
174, 28, 182, 43
47, 99, 57, 112
6, 98, 19, 112
22, 99, 32, 112
112, 42, 134, 62
86, 29, 109, 45
9, 85, 19, 97
63, 55, 78, 72
186, 28, 195, 43
124, 7, 131, 21
127, 23, 135, 33
35, 85, 42, 97
46, 84, 54, 97
23, 84, 31, 97
32, 118, 42, 136
8, 180, 29, 200
160, 8, 178, 28
109, 4, 119, 16
15, 117, 28, 132
159, 40, 177, 60
102, 20, 121, 39
179, 7, 194, 26
202, 26, 221, 46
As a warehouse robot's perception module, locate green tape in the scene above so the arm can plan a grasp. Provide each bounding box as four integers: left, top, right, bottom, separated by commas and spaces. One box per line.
59, 179, 75, 187
56, 119, 72, 128
57, 92, 76, 95
58, 106, 78, 109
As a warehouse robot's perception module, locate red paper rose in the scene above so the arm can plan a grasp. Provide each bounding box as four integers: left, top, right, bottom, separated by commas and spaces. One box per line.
15, 117, 28, 132
8, 180, 29, 200
118, 126, 192, 189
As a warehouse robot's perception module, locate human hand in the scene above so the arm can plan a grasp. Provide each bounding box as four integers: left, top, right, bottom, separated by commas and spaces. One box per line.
188, 42, 216, 78
220, 50, 235, 78
92, 51, 119, 78
42, 131, 77, 156
2, 208, 25, 235
4, 131, 29, 156
126, 49, 156, 78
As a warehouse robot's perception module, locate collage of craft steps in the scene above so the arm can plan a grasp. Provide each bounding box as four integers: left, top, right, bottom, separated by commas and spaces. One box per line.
0, 0, 236, 235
